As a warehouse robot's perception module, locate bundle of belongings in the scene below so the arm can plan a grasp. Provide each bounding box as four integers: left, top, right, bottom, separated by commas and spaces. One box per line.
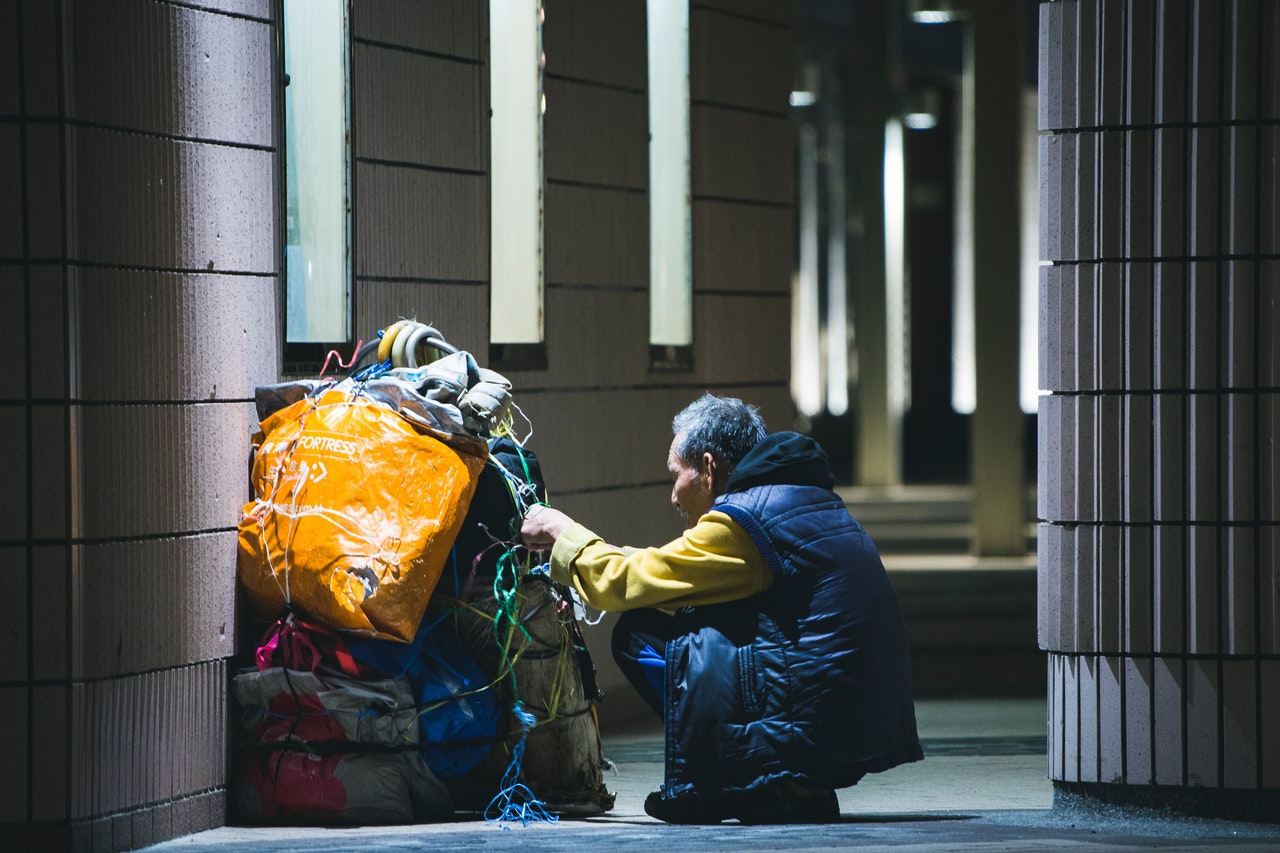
234, 322, 615, 825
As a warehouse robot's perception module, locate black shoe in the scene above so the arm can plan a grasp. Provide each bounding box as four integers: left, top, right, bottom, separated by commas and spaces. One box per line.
643, 789, 735, 824
735, 789, 840, 825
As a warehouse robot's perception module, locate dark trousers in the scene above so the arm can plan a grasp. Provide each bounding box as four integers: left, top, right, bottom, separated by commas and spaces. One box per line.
610, 608, 680, 719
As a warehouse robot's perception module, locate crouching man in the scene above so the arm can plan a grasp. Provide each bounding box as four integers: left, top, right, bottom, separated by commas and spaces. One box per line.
520, 394, 922, 824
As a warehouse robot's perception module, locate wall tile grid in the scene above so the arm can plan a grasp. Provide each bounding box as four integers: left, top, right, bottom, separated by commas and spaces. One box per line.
0, 685, 28, 822
544, 80, 647, 188
351, 2, 486, 349
354, 45, 484, 172
356, 283, 489, 358
355, 163, 488, 286
545, 181, 647, 282
1039, 0, 1279, 794
686, 4, 793, 413
352, 0, 481, 59
0, 0, 17, 118
68, 663, 226, 821
3, 0, 277, 846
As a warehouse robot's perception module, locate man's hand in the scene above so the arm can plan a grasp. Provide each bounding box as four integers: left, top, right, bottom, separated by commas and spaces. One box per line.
520, 504, 574, 552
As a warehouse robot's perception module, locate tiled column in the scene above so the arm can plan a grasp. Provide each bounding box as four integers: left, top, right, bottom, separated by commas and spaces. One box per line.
1038, 0, 1280, 819
0, 1, 278, 850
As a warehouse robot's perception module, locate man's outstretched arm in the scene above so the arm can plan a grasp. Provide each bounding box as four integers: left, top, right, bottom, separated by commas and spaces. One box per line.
520, 505, 772, 611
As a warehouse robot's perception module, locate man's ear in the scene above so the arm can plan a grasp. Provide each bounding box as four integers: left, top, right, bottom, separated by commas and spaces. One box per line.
699, 451, 715, 476
702, 452, 727, 495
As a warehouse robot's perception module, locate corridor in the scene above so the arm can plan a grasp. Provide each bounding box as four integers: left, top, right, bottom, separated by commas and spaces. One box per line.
140, 698, 1280, 853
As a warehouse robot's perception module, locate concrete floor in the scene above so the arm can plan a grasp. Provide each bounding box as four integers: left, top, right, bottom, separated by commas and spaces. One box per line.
142, 698, 1280, 853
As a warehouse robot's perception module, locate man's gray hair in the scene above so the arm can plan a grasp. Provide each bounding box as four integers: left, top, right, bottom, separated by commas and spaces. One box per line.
671, 393, 767, 471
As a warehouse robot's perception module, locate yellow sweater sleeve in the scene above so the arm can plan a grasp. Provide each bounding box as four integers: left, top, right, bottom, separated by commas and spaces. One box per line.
547, 510, 774, 611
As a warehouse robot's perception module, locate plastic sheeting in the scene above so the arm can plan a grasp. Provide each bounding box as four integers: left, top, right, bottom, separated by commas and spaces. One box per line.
347, 618, 502, 780
233, 666, 453, 824
237, 386, 488, 641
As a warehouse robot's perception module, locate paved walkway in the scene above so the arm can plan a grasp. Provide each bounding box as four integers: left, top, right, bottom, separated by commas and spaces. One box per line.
142, 699, 1280, 852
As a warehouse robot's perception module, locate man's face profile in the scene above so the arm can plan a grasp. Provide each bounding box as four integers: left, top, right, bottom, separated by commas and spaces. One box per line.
667, 435, 716, 527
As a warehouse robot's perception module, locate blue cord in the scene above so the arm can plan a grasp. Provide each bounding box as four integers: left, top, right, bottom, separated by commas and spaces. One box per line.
483, 701, 558, 827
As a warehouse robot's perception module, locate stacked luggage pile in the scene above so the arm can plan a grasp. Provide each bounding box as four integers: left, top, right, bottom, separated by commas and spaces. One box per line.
233, 323, 614, 824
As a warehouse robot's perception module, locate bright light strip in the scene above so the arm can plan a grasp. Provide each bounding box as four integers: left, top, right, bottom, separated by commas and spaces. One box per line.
953, 54, 976, 414
884, 117, 908, 418
904, 112, 937, 130
489, 0, 544, 343
793, 121, 823, 417
648, 0, 692, 347
826, 109, 849, 417
282, 0, 350, 343
1020, 87, 1040, 413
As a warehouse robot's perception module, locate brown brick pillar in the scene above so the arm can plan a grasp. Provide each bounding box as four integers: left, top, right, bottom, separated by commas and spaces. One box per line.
1, 1, 278, 849
1038, 0, 1280, 819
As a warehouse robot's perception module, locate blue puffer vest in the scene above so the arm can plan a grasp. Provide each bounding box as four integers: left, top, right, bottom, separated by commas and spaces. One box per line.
662, 434, 922, 798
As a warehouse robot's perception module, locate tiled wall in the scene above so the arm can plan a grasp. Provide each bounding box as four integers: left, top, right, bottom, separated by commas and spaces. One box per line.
2, 0, 277, 848
352, 0, 488, 342
2, 0, 797, 848
1038, 0, 1280, 799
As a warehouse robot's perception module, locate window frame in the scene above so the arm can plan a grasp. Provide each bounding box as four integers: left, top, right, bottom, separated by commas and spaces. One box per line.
646, 0, 694, 372
487, 0, 548, 373
276, 0, 356, 375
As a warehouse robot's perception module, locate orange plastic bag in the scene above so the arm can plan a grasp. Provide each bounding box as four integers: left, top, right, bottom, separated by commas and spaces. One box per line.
237, 388, 488, 642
